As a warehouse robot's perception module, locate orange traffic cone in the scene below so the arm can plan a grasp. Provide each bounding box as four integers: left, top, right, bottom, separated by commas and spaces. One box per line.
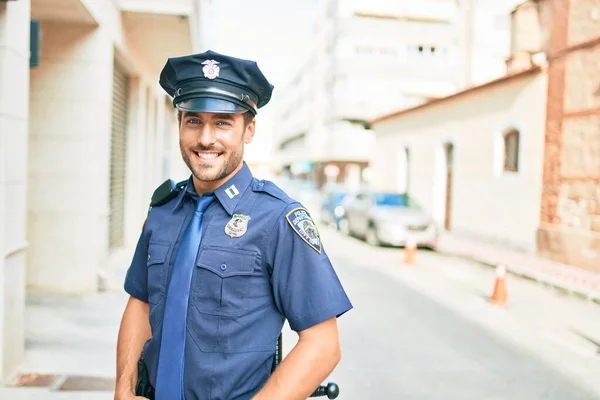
490, 263, 508, 305
404, 233, 417, 265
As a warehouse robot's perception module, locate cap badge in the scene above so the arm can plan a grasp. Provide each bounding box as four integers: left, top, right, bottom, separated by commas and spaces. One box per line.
225, 213, 250, 238
202, 60, 220, 79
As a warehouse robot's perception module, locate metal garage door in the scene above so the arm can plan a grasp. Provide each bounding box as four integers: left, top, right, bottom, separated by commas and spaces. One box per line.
109, 61, 129, 249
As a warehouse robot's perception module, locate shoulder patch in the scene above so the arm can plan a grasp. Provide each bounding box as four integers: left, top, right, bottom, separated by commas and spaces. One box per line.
285, 207, 322, 254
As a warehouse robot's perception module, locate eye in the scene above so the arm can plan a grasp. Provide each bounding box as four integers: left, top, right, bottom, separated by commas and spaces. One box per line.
216, 121, 232, 127
187, 118, 201, 125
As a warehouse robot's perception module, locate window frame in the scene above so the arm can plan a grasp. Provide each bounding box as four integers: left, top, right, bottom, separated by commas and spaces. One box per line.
503, 128, 520, 173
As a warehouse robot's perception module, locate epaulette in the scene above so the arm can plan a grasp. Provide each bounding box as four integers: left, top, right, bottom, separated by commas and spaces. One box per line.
253, 180, 294, 204
150, 179, 187, 207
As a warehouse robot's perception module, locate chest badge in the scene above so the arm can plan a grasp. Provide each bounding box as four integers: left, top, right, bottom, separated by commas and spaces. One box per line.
225, 213, 250, 238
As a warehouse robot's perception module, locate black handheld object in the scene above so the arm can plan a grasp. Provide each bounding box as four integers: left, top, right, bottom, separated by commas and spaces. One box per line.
309, 382, 340, 399
150, 179, 187, 208
135, 359, 155, 399
273, 334, 341, 399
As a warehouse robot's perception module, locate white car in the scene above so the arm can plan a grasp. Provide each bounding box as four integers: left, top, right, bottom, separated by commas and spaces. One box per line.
339, 191, 438, 249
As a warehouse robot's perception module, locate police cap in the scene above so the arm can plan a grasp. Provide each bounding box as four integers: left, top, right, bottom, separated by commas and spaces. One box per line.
159, 50, 274, 115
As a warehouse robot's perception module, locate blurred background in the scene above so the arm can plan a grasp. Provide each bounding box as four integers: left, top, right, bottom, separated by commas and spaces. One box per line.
0, 0, 600, 398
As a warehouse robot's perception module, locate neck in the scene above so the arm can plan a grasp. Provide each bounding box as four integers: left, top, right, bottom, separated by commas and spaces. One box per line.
192, 162, 244, 195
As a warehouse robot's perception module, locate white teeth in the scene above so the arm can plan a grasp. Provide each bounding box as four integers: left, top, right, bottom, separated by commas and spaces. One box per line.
197, 152, 219, 160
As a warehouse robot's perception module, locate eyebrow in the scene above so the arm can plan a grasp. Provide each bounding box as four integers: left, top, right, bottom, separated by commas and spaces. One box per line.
183, 112, 235, 121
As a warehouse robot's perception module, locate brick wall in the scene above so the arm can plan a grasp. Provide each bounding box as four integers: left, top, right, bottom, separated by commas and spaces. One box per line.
537, 0, 600, 272
568, 0, 600, 45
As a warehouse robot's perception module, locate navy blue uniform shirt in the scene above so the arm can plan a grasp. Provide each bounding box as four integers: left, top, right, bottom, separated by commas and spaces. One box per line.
124, 163, 353, 400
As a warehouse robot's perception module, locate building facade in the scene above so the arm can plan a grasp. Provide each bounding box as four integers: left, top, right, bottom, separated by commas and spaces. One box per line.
274, 0, 460, 190
0, 0, 202, 382
536, 0, 600, 272
273, 0, 522, 191
370, 68, 547, 252
369, 0, 600, 273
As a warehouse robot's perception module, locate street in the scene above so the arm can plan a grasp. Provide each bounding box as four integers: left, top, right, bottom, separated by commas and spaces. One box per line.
3, 226, 600, 400
282, 226, 600, 400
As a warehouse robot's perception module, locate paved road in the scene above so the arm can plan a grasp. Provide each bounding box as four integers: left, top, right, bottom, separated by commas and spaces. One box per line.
288, 227, 600, 400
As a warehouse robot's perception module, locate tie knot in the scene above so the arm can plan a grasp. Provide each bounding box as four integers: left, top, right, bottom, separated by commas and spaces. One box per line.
196, 194, 215, 213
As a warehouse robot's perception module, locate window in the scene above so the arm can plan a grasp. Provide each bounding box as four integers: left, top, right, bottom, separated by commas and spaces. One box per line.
503, 129, 520, 172
408, 44, 449, 57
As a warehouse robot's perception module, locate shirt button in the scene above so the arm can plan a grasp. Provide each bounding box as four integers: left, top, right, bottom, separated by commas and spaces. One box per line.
220, 264, 227, 271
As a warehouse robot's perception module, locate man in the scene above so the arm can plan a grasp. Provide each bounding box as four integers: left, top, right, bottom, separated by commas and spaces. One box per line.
115, 50, 353, 400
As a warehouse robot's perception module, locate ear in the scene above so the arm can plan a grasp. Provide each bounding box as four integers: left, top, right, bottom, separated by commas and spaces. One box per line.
243, 118, 256, 144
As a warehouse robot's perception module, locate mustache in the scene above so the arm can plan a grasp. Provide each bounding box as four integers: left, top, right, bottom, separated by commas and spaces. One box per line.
190, 146, 223, 153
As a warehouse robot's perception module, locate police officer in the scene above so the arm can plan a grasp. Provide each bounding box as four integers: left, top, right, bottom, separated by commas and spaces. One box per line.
115, 50, 353, 400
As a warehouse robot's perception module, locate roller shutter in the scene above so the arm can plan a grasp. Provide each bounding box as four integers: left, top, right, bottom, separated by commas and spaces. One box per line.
109, 61, 129, 249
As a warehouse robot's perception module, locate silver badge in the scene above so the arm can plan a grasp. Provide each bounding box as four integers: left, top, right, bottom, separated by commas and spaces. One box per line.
202, 60, 220, 79
225, 213, 250, 238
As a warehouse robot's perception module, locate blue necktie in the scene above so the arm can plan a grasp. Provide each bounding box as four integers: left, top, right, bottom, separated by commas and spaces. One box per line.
155, 194, 214, 400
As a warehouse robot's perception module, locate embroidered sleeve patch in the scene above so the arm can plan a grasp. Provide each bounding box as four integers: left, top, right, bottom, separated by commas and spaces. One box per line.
286, 207, 322, 254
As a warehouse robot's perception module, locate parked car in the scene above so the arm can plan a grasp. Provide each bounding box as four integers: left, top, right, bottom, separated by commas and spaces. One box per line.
320, 185, 351, 230
339, 190, 438, 248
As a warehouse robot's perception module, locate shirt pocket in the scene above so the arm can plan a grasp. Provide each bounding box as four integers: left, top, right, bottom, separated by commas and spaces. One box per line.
146, 241, 171, 306
193, 246, 257, 317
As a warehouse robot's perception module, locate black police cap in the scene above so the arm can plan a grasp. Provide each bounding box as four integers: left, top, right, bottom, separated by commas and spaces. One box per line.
159, 50, 274, 115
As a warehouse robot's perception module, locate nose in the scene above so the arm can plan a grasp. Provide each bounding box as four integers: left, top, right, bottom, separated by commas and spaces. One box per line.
197, 123, 217, 147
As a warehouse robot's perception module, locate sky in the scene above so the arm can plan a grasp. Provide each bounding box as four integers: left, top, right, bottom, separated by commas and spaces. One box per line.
200, 0, 321, 163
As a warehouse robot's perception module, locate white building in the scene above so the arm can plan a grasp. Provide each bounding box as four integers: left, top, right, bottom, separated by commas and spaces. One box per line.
274, 0, 522, 190
0, 0, 203, 382
456, 0, 525, 88
274, 0, 460, 189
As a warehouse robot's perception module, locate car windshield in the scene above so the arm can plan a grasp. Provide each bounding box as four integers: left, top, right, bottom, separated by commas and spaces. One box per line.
374, 193, 410, 207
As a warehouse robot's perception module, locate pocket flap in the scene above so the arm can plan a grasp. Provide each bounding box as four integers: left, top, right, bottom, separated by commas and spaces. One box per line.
147, 241, 170, 265
197, 246, 256, 278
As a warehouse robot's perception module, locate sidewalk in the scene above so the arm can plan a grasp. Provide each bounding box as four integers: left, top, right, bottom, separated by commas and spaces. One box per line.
0, 291, 127, 399
436, 233, 600, 301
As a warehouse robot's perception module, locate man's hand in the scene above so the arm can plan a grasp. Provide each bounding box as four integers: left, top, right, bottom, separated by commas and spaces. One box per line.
114, 391, 149, 400
252, 317, 342, 400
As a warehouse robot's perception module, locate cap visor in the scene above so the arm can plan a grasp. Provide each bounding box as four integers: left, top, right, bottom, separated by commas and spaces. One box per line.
175, 98, 248, 114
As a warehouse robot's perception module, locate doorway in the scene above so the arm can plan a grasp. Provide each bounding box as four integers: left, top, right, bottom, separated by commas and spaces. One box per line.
397, 147, 410, 194
443, 143, 454, 231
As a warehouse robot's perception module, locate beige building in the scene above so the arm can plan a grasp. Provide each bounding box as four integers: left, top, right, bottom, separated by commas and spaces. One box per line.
0, 0, 204, 382
371, 68, 547, 252
370, 0, 600, 273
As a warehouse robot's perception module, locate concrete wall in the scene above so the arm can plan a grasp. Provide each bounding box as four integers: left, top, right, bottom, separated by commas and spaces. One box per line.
28, 22, 114, 292
0, 0, 30, 381
27, 1, 194, 293
371, 71, 548, 252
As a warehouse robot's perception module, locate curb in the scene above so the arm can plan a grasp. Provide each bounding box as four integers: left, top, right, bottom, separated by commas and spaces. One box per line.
435, 248, 600, 305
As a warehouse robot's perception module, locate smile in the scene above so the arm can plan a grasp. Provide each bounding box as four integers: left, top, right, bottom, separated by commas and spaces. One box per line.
194, 151, 221, 160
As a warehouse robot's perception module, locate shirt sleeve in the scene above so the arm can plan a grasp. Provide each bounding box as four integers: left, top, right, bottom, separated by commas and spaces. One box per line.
269, 203, 353, 332
124, 221, 150, 303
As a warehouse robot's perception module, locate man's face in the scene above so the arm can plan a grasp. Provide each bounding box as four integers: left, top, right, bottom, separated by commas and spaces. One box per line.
179, 111, 255, 186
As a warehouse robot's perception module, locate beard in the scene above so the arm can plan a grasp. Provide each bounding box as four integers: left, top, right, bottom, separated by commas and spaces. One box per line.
180, 142, 243, 183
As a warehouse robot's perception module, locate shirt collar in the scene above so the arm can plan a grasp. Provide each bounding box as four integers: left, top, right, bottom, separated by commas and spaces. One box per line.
172, 162, 253, 215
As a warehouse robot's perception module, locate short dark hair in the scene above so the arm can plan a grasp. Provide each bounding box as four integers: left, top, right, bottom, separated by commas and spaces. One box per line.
177, 110, 255, 127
